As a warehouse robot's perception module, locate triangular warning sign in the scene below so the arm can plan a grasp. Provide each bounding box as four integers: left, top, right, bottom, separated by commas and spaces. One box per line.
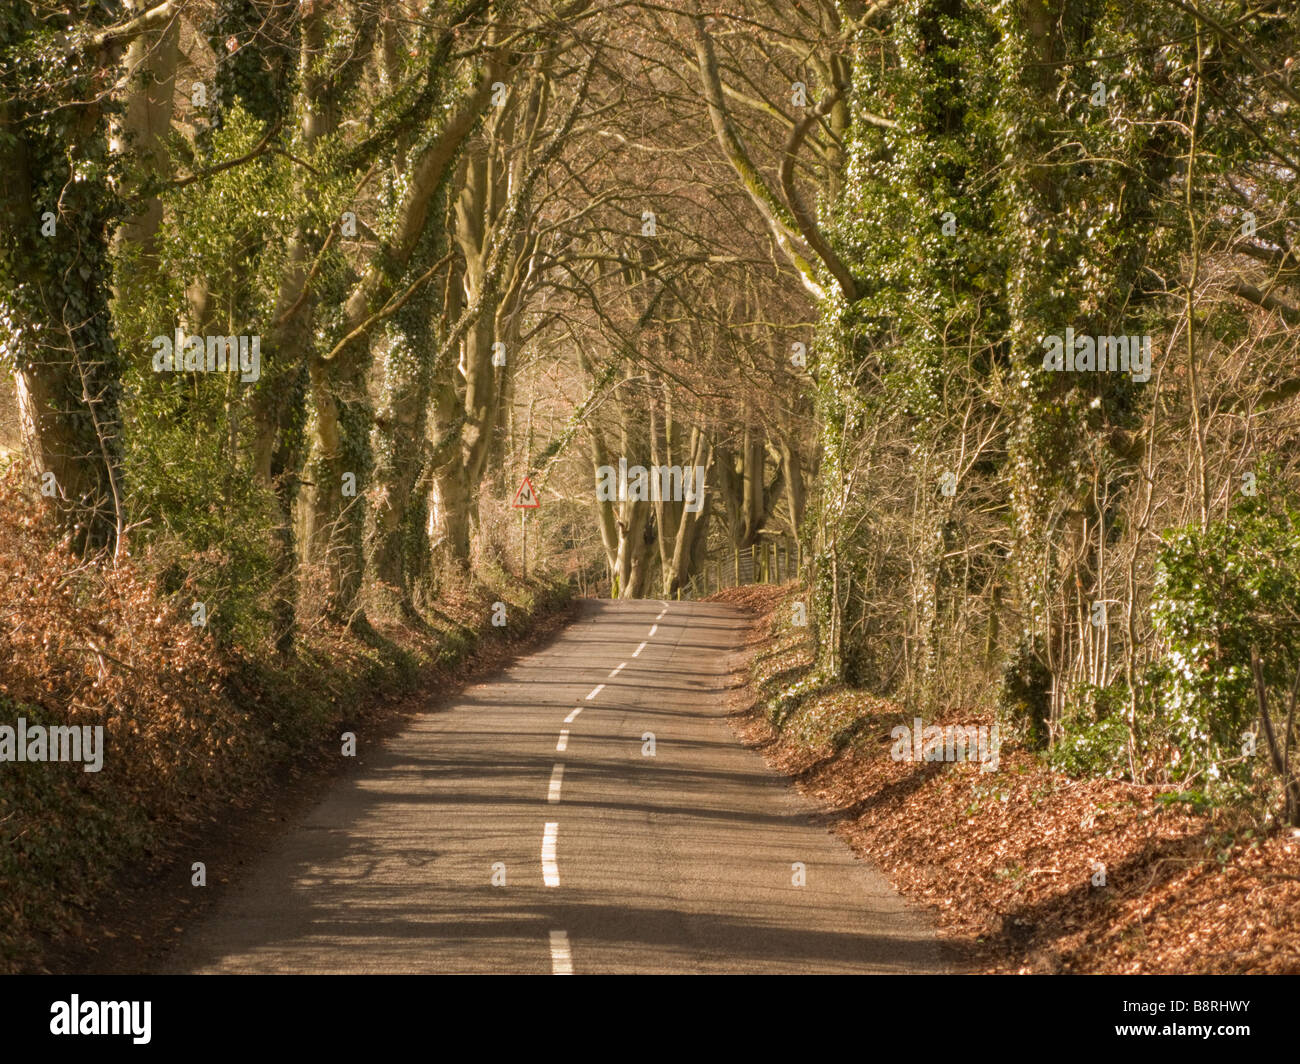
511, 475, 540, 509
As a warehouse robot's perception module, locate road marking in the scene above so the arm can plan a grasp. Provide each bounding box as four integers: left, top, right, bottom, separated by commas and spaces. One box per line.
656, 608, 666, 620
547, 763, 564, 803
549, 930, 573, 975
564, 706, 582, 723
632, 641, 647, 657
585, 683, 605, 700
648, 624, 658, 637
556, 729, 569, 752
609, 662, 626, 677
542, 822, 560, 887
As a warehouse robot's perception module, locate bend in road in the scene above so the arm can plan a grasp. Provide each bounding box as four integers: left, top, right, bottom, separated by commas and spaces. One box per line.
162, 599, 948, 974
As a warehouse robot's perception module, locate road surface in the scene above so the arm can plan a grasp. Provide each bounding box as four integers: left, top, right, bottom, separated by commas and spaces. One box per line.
162, 599, 947, 974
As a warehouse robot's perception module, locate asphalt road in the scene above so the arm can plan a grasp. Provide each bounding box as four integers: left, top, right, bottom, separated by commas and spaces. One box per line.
162, 599, 948, 974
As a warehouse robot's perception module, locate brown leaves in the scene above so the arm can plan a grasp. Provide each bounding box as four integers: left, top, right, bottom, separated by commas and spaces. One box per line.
0, 464, 253, 825
733, 595, 1300, 974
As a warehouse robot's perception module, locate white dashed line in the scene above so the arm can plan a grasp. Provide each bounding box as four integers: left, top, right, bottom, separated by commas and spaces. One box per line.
564, 707, 582, 724
609, 662, 626, 677
648, 624, 658, 637
549, 930, 573, 975
585, 684, 604, 700
547, 763, 564, 803
542, 822, 560, 887
632, 641, 647, 658
656, 609, 666, 620
556, 729, 569, 752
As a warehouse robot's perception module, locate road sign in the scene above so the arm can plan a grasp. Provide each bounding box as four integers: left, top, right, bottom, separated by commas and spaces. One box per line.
511, 475, 540, 509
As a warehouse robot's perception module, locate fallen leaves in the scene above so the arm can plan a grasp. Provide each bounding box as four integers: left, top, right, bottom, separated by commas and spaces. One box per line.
729, 594, 1300, 974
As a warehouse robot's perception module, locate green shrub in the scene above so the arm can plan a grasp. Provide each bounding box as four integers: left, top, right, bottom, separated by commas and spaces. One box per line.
1050, 714, 1130, 778
1151, 485, 1300, 784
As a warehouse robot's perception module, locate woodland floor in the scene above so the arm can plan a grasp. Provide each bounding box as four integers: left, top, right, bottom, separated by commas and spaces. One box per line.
713, 584, 1300, 975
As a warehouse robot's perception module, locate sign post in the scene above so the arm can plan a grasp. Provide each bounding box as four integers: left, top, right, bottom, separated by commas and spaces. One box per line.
511, 475, 540, 580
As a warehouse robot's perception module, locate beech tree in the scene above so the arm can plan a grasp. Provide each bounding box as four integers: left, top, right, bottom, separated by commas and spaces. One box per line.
4, 0, 1299, 809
